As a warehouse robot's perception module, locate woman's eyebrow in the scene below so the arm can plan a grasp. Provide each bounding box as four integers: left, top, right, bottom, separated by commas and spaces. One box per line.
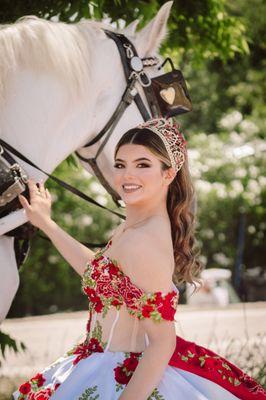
114, 157, 152, 162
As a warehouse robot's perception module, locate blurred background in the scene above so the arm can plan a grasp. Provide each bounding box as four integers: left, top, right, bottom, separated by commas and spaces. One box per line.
0, 0, 265, 397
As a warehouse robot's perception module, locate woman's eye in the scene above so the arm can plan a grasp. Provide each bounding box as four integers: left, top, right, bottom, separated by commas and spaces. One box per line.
137, 163, 150, 168
113, 163, 150, 168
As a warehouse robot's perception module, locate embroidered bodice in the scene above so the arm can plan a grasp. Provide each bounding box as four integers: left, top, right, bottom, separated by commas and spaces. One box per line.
68, 238, 179, 362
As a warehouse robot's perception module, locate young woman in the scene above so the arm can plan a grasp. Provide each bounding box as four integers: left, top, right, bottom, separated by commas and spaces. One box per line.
14, 118, 265, 399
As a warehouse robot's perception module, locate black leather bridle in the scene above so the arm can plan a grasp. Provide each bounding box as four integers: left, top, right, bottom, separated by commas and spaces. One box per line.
75, 29, 161, 205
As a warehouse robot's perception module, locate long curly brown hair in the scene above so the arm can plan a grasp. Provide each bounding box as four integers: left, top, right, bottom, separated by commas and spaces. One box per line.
114, 127, 203, 292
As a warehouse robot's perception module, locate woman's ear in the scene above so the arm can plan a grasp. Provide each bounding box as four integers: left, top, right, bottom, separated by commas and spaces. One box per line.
163, 167, 176, 186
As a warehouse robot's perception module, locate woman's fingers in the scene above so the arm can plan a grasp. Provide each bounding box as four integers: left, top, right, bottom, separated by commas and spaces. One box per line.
28, 178, 39, 199
18, 194, 31, 210
45, 188, 51, 199
38, 180, 47, 197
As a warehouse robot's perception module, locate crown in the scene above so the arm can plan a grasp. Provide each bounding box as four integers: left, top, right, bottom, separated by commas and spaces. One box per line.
137, 118, 187, 173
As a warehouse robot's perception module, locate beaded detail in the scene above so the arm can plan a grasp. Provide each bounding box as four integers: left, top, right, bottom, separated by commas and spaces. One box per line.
137, 118, 187, 173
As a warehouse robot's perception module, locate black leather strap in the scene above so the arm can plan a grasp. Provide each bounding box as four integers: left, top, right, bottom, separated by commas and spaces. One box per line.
0, 138, 125, 220
104, 30, 150, 121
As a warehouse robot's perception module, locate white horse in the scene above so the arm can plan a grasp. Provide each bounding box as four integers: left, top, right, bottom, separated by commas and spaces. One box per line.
0, 2, 173, 322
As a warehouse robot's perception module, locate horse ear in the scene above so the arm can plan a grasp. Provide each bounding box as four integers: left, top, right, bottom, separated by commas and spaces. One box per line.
123, 19, 140, 37
135, 1, 173, 57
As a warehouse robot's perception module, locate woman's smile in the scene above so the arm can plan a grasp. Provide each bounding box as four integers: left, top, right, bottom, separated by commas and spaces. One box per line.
122, 184, 142, 193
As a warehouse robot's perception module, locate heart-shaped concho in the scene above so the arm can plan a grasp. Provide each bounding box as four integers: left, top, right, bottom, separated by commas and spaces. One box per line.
160, 87, 175, 105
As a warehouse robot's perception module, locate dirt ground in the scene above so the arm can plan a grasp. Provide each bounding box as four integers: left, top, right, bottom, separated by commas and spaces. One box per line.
1, 302, 266, 399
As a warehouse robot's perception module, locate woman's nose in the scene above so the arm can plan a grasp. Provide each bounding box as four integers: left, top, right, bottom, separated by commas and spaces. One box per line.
122, 167, 136, 179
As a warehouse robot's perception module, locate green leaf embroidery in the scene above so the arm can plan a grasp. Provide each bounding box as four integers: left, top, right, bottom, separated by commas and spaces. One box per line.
78, 385, 100, 400
147, 387, 165, 399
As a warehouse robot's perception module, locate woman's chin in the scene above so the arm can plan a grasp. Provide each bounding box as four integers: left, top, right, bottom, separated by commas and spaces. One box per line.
120, 192, 145, 205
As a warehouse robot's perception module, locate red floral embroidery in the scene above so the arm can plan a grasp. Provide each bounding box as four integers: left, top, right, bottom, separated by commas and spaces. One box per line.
18, 373, 60, 400
32, 388, 52, 399
72, 337, 104, 365
83, 245, 179, 323
84, 287, 104, 313
114, 352, 143, 385
19, 382, 31, 394
118, 275, 143, 309
131, 290, 178, 321
31, 373, 46, 387
239, 372, 266, 395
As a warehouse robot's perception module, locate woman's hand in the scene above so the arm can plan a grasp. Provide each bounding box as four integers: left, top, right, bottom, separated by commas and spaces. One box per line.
18, 178, 53, 230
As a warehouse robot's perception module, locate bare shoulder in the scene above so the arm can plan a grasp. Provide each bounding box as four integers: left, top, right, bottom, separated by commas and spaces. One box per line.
120, 217, 174, 292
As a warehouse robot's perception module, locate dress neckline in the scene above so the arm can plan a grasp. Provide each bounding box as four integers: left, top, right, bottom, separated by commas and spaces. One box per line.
95, 237, 179, 296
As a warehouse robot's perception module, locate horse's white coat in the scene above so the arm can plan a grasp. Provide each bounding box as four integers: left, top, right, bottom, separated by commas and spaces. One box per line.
0, 2, 173, 321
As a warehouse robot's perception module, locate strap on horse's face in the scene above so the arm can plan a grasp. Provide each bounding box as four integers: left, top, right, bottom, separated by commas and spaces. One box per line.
75, 29, 192, 204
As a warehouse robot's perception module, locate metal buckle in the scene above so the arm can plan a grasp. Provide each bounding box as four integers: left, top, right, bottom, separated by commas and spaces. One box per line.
0, 179, 27, 206
123, 43, 134, 59
129, 71, 151, 87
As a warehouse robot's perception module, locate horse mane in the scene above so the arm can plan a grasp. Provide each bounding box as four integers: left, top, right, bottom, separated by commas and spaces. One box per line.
0, 16, 117, 101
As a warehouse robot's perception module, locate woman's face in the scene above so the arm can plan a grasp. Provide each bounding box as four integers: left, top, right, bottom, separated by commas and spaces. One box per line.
113, 143, 174, 206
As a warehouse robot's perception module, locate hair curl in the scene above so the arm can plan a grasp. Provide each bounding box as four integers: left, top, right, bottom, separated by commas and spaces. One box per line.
114, 127, 203, 292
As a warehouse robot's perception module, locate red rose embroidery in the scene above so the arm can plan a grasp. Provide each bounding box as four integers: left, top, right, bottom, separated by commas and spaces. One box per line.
96, 274, 118, 298
111, 298, 123, 307
108, 263, 119, 276
114, 366, 131, 384
84, 287, 97, 299
88, 338, 104, 353
141, 304, 154, 318
73, 337, 104, 365
156, 291, 178, 321
73, 342, 92, 365
118, 276, 142, 308
123, 356, 139, 371
84, 287, 104, 312
34, 388, 52, 400
94, 299, 104, 312
30, 373, 45, 387
158, 303, 176, 320
19, 382, 31, 394
114, 352, 141, 385
130, 351, 143, 358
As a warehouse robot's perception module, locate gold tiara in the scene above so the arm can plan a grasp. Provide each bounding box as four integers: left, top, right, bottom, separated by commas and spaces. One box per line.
137, 118, 187, 173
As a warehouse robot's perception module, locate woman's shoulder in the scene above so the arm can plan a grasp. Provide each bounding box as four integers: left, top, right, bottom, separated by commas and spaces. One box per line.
119, 220, 173, 291
130, 215, 172, 251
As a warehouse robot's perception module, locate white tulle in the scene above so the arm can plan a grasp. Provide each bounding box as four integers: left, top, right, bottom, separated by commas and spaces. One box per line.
13, 350, 240, 399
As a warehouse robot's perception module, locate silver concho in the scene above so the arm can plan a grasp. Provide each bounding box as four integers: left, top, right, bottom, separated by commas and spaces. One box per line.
130, 56, 143, 72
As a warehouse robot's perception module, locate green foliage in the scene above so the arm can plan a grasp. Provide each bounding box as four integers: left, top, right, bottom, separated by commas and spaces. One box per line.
187, 115, 265, 274
0, 0, 249, 67
0, 330, 26, 366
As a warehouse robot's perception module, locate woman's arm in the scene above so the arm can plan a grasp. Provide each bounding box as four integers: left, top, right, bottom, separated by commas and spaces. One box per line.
41, 219, 95, 276
118, 231, 178, 400
119, 326, 176, 400
18, 178, 95, 276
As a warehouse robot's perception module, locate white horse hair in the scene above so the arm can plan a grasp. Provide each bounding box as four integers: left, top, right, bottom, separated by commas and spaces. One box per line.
0, 1, 173, 322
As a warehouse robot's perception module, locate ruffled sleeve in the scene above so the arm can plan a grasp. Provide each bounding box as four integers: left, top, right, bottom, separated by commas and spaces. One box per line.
127, 289, 179, 322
